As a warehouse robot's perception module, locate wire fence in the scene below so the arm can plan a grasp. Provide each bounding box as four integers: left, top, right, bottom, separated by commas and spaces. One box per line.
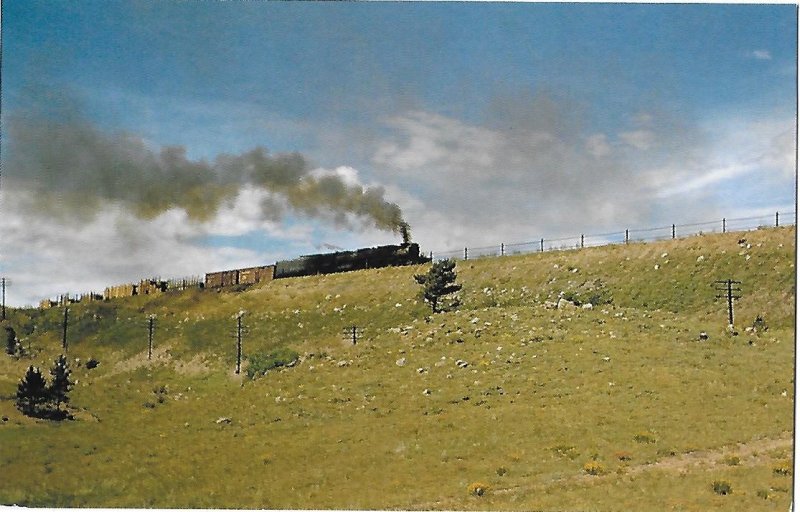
429, 211, 796, 261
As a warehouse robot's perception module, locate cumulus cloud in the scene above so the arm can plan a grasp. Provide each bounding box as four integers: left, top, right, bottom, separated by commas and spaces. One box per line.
371, 95, 794, 253
373, 110, 652, 249
0, 188, 318, 306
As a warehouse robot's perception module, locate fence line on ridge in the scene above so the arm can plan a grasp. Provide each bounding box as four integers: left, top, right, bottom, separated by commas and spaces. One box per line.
429, 211, 796, 261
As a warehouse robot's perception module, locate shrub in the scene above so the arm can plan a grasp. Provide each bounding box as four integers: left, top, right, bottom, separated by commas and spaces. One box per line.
633, 432, 657, 444
551, 445, 579, 460
752, 314, 768, 332
711, 480, 732, 495
467, 482, 490, 497
613, 451, 633, 461
246, 347, 300, 379
772, 460, 792, 476
756, 489, 770, 500
583, 461, 605, 476
721, 454, 740, 466
496, 466, 508, 476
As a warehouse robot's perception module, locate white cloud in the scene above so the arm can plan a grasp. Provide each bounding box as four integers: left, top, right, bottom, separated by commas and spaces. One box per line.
619, 129, 656, 150
0, 190, 311, 307
654, 115, 796, 198
372, 107, 653, 250
749, 50, 772, 60
586, 134, 612, 157
370, 104, 795, 254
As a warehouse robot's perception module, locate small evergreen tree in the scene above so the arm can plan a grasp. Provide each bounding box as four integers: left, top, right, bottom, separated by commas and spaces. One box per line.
16, 366, 50, 417
414, 258, 462, 313
49, 355, 73, 412
5, 325, 17, 356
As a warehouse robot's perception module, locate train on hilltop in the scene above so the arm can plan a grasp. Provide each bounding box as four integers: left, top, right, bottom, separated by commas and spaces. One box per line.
39, 242, 429, 308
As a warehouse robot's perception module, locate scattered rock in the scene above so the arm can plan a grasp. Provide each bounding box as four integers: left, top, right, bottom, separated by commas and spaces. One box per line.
699, 332, 709, 341
396, 358, 406, 367
416, 367, 428, 374
581, 303, 593, 310
557, 298, 576, 309
337, 360, 349, 367
696, 255, 705, 262
422, 389, 431, 396
215, 417, 232, 425
455, 359, 469, 368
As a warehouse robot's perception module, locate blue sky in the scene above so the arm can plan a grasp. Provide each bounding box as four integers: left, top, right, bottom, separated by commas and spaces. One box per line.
1, 1, 797, 306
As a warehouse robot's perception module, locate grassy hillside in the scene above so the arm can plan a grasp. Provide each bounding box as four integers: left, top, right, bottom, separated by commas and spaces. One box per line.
0, 226, 794, 510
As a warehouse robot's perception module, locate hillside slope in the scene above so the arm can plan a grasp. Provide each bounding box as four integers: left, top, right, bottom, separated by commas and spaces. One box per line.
0, 226, 795, 510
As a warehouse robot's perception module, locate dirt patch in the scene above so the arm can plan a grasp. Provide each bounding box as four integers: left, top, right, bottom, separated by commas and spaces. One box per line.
173, 353, 212, 376
409, 433, 793, 509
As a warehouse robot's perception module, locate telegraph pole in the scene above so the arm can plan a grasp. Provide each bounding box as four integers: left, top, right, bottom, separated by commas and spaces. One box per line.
147, 315, 156, 360
234, 311, 247, 374
714, 279, 742, 326
342, 325, 361, 345
62, 307, 69, 353
0, 277, 8, 320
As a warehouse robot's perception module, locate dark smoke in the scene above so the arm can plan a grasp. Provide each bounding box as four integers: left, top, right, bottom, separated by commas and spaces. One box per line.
4, 114, 408, 234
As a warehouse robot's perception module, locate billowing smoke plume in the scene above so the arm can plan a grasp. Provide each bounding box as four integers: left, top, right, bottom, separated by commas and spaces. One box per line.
4, 114, 407, 235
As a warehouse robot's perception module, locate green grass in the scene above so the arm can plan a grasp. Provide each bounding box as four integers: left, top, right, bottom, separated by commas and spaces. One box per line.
0, 226, 794, 509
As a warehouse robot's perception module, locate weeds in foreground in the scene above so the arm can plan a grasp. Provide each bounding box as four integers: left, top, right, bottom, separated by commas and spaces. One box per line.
467, 482, 490, 497
772, 460, 792, 476
711, 480, 733, 495
583, 461, 606, 476
633, 432, 657, 444
721, 454, 740, 466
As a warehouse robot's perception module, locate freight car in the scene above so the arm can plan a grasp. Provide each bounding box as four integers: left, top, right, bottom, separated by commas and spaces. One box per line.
273, 243, 428, 279
205, 265, 275, 289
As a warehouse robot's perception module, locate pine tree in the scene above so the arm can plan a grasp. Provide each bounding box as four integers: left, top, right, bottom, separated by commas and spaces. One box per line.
16, 366, 50, 417
5, 325, 17, 355
49, 355, 73, 412
414, 258, 462, 314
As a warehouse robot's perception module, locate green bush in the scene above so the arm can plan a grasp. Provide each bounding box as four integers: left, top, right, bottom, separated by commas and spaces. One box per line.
711, 480, 732, 495
246, 347, 300, 379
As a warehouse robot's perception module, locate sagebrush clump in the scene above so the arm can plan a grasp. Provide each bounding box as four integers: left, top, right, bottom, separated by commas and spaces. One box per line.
711, 480, 733, 495
467, 482, 490, 497
246, 347, 300, 379
583, 460, 605, 475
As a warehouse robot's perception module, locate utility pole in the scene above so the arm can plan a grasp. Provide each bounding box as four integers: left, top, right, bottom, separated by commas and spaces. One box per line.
714, 279, 742, 326
0, 277, 7, 321
342, 325, 362, 345
234, 311, 247, 374
147, 315, 156, 360
62, 307, 69, 353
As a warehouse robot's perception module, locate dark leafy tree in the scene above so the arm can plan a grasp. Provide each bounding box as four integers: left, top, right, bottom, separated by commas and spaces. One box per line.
16, 366, 50, 417
49, 355, 73, 411
5, 325, 17, 355
414, 258, 462, 313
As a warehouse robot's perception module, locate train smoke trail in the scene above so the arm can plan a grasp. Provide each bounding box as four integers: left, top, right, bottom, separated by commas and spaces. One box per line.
4, 114, 407, 235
